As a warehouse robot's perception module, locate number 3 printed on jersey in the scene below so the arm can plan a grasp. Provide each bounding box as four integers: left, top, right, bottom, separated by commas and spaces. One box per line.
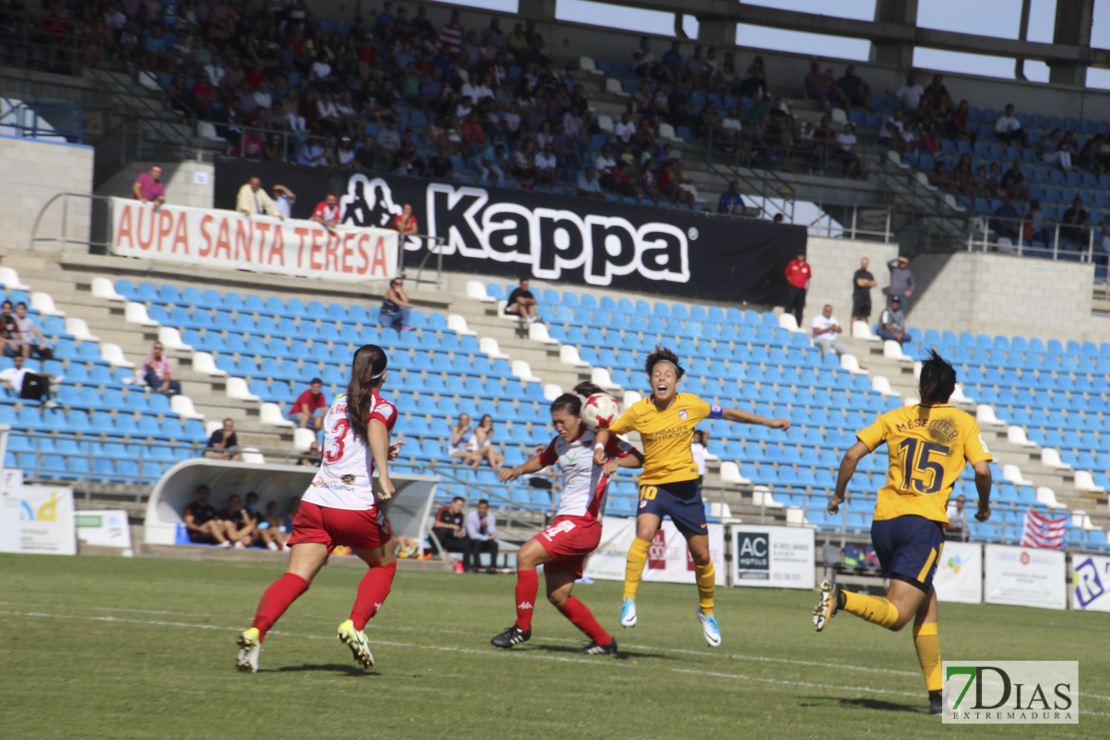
325, 419, 349, 463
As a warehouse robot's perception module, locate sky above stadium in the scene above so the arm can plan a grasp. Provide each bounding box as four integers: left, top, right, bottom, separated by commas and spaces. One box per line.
447, 0, 1110, 90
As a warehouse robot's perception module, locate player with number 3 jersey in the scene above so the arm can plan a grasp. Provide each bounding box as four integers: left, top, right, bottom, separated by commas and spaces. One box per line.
236, 344, 404, 673
592, 346, 791, 647
491, 382, 644, 655
812, 351, 993, 715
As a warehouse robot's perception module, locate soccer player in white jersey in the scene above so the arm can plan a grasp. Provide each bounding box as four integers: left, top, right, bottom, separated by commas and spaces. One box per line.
236, 344, 403, 673
491, 382, 644, 654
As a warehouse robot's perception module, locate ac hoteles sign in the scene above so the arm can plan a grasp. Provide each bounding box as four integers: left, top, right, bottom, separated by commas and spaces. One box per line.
214, 160, 805, 303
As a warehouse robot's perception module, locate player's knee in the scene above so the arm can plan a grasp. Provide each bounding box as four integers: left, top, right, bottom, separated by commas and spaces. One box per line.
691, 551, 712, 567
547, 592, 567, 608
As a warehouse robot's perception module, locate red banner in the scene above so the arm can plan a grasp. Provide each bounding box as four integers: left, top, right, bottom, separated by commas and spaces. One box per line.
109, 198, 399, 282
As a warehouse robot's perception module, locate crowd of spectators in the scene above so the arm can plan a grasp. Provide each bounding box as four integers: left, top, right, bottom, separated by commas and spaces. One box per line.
430, 495, 500, 572
183, 483, 299, 550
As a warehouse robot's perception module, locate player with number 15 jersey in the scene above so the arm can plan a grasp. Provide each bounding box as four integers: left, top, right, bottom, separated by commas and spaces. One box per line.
491, 382, 644, 655
236, 344, 404, 674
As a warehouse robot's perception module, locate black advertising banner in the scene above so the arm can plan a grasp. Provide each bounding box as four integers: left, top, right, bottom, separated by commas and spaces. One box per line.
214, 159, 805, 304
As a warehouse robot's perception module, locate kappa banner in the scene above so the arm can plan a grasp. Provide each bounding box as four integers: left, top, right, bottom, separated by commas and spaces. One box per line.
1072, 554, 1110, 612
109, 197, 399, 282
585, 516, 726, 586
934, 541, 983, 604
984, 544, 1066, 610
730, 525, 815, 590
213, 160, 807, 303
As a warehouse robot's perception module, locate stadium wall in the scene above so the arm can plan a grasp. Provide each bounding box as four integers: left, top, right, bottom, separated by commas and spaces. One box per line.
0, 135, 93, 253
306, 0, 1110, 119
804, 236, 898, 324
96, 161, 215, 210
906, 252, 1109, 343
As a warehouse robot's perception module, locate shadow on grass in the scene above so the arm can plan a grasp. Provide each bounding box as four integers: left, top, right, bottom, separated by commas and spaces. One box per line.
275, 663, 380, 677
825, 696, 925, 714
537, 643, 674, 661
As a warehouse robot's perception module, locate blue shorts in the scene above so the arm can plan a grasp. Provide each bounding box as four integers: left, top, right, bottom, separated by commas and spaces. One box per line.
637, 480, 707, 535
871, 515, 945, 593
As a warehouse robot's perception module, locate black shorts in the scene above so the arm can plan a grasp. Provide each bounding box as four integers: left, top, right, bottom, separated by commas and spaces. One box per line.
852, 296, 871, 318
871, 515, 945, 593
638, 480, 707, 534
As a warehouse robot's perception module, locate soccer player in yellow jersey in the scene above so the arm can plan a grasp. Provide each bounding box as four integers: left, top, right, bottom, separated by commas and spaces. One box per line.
812, 351, 993, 715
593, 346, 790, 647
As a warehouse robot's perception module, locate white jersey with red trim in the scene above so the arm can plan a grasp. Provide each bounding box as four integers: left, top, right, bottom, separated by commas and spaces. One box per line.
538, 430, 633, 520
302, 391, 398, 511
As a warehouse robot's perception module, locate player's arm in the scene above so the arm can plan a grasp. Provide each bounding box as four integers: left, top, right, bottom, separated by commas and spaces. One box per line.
720, 407, 790, 430
972, 461, 992, 521
368, 417, 395, 500
591, 429, 612, 464
498, 454, 546, 482
602, 446, 644, 477
183, 508, 199, 532
828, 440, 870, 514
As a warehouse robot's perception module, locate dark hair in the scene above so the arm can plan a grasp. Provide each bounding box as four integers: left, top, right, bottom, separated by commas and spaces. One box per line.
451, 495, 464, 503
310, 377, 323, 385
919, 350, 957, 405
346, 344, 388, 445
551, 381, 604, 415
644, 345, 684, 379
477, 499, 489, 506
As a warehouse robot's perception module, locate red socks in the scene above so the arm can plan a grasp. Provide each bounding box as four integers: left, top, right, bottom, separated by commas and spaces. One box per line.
350, 561, 397, 631
251, 572, 309, 641
515, 568, 539, 631
557, 596, 612, 645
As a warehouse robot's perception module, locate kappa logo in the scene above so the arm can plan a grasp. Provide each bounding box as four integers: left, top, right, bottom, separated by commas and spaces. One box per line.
340, 175, 402, 229
517, 602, 534, 610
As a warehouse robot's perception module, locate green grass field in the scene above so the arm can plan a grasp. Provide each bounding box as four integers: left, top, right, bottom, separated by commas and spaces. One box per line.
1, 554, 1107, 739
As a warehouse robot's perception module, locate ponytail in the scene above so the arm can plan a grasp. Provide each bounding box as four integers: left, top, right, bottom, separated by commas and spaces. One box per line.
346, 344, 388, 445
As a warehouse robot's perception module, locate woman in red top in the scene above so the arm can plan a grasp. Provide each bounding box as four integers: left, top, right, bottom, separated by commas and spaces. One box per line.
191, 70, 216, 119
393, 203, 418, 235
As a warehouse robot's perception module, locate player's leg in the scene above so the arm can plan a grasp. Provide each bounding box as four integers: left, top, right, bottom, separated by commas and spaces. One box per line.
199, 519, 229, 545
546, 569, 616, 655
492, 538, 551, 647
913, 588, 943, 713
238, 542, 328, 672
622, 507, 662, 627
337, 511, 397, 669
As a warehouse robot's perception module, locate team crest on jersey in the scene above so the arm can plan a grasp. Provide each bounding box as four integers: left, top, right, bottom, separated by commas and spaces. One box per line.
341, 474, 356, 484
679, 409, 688, 421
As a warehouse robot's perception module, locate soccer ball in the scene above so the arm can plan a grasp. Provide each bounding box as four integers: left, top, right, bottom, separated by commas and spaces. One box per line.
581, 393, 620, 431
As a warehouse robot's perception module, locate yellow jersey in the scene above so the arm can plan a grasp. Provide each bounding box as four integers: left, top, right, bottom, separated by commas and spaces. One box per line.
609, 393, 718, 485
857, 403, 992, 524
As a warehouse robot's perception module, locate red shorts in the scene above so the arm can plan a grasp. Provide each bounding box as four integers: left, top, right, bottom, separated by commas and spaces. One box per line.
536, 515, 601, 579
287, 501, 390, 553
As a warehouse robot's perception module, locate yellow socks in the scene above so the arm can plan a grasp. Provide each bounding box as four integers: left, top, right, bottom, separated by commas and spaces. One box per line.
842, 590, 901, 629
914, 622, 942, 692
694, 562, 715, 616
623, 537, 651, 602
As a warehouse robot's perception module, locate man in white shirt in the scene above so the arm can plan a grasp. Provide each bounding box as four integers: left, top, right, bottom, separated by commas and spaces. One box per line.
253, 79, 273, 110
465, 500, 499, 573
534, 145, 557, 185
945, 494, 969, 541
886, 72, 923, 112
812, 304, 851, 356
271, 184, 295, 220
0, 355, 58, 407
614, 113, 636, 144
594, 145, 617, 172
879, 108, 904, 144
994, 103, 1027, 147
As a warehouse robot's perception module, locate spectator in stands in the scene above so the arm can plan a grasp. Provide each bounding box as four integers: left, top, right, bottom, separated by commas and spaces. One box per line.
950, 99, 976, 144
271, 184, 296, 219
886, 72, 923, 113
470, 414, 505, 469
236, 176, 282, 218
256, 499, 290, 551
1040, 128, 1072, 171
852, 257, 877, 325
739, 55, 767, 100
297, 440, 321, 466
631, 36, 655, 77
184, 485, 232, 547
1026, 199, 1047, 244
812, 305, 852, 356
0, 301, 22, 358
141, 341, 181, 396
951, 154, 976, 198
447, 413, 481, 467
879, 108, 906, 150
466, 499, 499, 573
311, 192, 341, 228
430, 496, 470, 568
13, 303, 52, 360
392, 203, 419, 235
661, 40, 683, 82
576, 167, 603, 198
1000, 159, 1032, 202
835, 123, 861, 178
1061, 196, 1090, 244
884, 255, 915, 305
131, 165, 166, 206
504, 277, 539, 322
995, 104, 1026, 147
929, 161, 954, 192
691, 430, 708, 489
206, 417, 240, 460
945, 494, 969, 542
0, 355, 59, 408
835, 65, 871, 110
220, 493, 256, 548
717, 181, 746, 215
803, 60, 831, 110
783, 250, 811, 325
877, 296, 911, 344
992, 196, 1023, 241
380, 275, 414, 331
290, 378, 327, 430
922, 73, 950, 110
